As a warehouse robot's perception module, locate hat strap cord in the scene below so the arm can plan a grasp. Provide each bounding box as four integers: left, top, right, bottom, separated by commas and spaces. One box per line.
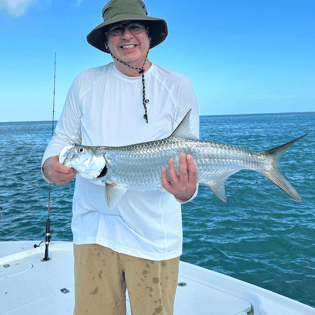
111, 51, 150, 123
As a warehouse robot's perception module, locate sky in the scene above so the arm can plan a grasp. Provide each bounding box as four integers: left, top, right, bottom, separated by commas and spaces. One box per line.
0, 0, 314, 122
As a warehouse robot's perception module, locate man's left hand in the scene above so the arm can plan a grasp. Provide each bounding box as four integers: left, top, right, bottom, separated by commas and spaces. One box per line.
161, 153, 197, 202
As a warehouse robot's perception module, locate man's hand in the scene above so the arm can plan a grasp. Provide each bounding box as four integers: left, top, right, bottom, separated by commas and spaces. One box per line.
161, 153, 197, 202
42, 155, 76, 185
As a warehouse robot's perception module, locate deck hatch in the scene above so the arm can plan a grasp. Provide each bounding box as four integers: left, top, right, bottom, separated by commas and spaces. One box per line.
0, 262, 33, 280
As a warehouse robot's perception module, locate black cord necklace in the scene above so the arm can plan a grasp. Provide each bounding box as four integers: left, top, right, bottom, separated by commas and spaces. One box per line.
111, 51, 150, 123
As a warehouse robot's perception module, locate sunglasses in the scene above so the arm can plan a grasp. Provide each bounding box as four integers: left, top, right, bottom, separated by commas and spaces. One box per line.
108, 22, 145, 37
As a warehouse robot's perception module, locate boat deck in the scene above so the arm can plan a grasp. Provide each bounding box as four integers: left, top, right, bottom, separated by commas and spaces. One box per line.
1, 241, 314, 315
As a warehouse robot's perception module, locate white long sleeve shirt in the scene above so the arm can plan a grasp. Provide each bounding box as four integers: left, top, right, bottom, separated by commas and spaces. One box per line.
42, 63, 199, 260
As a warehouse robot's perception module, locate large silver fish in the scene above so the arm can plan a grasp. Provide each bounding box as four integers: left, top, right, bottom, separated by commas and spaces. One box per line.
59, 110, 306, 208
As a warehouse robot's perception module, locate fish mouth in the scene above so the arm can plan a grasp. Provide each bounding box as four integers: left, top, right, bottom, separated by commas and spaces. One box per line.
97, 165, 108, 178
59, 145, 75, 164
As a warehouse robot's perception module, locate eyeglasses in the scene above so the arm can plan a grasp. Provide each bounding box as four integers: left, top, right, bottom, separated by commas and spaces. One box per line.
108, 22, 145, 37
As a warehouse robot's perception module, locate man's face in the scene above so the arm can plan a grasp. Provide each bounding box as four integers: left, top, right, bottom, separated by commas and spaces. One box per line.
106, 21, 150, 66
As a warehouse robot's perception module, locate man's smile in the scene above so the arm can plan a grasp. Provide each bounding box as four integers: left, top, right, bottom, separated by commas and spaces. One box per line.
120, 44, 137, 49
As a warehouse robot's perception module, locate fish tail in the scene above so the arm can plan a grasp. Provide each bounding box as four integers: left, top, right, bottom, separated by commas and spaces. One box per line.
259, 134, 308, 202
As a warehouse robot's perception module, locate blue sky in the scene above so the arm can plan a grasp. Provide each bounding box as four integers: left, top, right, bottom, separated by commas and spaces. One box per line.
0, 0, 314, 122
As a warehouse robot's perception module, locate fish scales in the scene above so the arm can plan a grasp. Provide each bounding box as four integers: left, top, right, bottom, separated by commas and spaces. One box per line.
59, 109, 306, 208
69, 138, 269, 190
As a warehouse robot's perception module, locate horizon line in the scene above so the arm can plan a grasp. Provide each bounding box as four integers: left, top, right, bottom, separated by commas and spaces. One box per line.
0, 110, 314, 123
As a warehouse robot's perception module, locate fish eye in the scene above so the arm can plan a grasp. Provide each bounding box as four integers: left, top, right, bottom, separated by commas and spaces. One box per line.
78, 147, 85, 153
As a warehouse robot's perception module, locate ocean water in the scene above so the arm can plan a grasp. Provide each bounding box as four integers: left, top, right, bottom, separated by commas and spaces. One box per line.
0, 112, 314, 308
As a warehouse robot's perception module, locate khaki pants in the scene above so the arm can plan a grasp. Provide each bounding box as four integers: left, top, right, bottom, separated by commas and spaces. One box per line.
73, 244, 180, 315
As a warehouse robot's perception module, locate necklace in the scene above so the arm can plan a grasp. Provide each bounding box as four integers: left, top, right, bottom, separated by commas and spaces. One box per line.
111, 51, 150, 123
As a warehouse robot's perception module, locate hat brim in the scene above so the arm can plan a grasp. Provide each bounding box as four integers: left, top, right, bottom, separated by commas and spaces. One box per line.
87, 17, 168, 53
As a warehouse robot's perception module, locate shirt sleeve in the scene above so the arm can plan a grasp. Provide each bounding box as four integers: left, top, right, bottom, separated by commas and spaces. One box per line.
174, 75, 200, 204
41, 74, 83, 182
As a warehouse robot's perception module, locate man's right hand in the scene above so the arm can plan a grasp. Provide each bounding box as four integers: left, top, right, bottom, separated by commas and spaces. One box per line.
42, 155, 76, 185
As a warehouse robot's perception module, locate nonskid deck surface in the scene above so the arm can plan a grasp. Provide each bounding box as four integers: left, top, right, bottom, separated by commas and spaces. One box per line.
0, 241, 250, 315
1, 241, 314, 315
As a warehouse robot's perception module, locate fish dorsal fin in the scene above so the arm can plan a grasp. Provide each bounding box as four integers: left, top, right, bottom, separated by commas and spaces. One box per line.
170, 109, 198, 140
105, 182, 127, 208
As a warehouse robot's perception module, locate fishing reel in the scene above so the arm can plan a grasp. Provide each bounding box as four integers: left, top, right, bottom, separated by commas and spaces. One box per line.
34, 218, 51, 261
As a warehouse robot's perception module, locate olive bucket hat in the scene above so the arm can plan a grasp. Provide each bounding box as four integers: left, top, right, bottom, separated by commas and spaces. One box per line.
87, 0, 168, 53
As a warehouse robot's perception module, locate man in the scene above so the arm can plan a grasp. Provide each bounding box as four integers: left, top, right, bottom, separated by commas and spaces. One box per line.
42, 0, 199, 314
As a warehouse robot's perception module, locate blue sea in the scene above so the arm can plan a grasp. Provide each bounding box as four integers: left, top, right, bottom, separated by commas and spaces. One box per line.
0, 112, 314, 308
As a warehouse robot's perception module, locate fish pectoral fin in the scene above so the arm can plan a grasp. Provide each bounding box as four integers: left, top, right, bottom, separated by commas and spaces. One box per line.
206, 180, 228, 202
105, 182, 127, 208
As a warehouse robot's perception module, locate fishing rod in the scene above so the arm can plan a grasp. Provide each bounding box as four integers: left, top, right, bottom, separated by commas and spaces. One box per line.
34, 52, 56, 261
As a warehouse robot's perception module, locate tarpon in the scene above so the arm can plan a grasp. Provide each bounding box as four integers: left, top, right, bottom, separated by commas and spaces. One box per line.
59, 110, 306, 208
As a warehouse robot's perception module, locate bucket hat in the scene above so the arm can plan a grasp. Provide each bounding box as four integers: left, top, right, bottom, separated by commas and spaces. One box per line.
87, 0, 168, 53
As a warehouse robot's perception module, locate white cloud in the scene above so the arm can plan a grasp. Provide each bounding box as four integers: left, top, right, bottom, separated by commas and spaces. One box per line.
0, 0, 37, 17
